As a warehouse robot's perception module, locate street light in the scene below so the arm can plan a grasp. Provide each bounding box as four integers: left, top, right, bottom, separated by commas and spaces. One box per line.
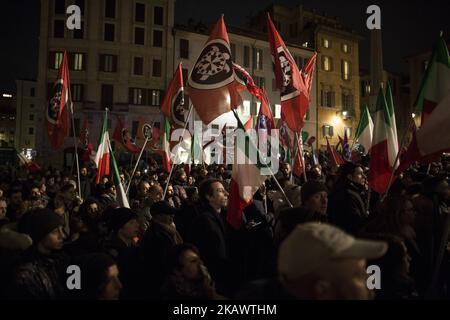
411, 113, 416, 118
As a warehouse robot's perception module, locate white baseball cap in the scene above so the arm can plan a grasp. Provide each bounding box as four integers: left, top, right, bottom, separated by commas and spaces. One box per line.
278, 222, 388, 282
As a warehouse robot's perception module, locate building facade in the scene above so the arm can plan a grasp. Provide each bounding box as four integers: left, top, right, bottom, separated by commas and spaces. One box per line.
250, 4, 363, 150
15, 79, 38, 152
36, 0, 175, 166
174, 24, 317, 145
0, 94, 16, 148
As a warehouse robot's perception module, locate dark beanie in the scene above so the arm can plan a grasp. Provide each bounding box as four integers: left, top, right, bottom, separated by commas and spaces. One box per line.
301, 181, 328, 203
151, 200, 178, 216
339, 161, 359, 178
19, 208, 63, 244
109, 208, 137, 233
77, 253, 116, 299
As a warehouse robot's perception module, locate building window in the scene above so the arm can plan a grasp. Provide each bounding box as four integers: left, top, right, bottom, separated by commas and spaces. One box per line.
323, 38, 330, 48
254, 76, 265, 88
180, 39, 189, 59
153, 30, 163, 47
322, 125, 334, 137
99, 54, 117, 72
243, 46, 250, 68
135, 3, 145, 22
30, 104, 34, 109
344, 127, 352, 138
342, 60, 351, 80
54, 20, 65, 38
274, 104, 281, 119
342, 93, 354, 114
154, 6, 163, 25
133, 57, 144, 75
321, 89, 335, 107
129, 88, 145, 105
101, 84, 114, 109
71, 84, 84, 102
361, 80, 371, 96
253, 48, 263, 70
132, 121, 139, 137
322, 56, 332, 72
72, 53, 84, 71
104, 23, 115, 41
150, 90, 161, 106
55, 0, 65, 14
28, 128, 34, 135
29, 114, 34, 121
105, 0, 116, 18
51, 51, 64, 69
294, 55, 303, 69
135, 27, 145, 45
152, 59, 162, 77
30, 88, 35, 97
74, 21, 84, 39
342, 43, 350, 53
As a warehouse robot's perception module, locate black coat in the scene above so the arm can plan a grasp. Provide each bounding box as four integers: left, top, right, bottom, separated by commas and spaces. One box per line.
79, 176, 92, 200
328, 180, 368, 235
187, 203, 231, 293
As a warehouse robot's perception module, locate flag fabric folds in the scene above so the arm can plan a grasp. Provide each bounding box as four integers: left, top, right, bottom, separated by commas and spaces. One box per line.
95, 112, 111, 184
326, 137, 344, 167
17, 153, 41, 173
188, 16, 242, 124
161, 63, 187, 128
227, 111, 267, 229
354, 105, 374, 153
112, 117, 141, 154
414, 35, 450, 124
110, 146, 130, 208
368, 89, 398, 194
46, 51, 70, 149
267, 14, 315, 133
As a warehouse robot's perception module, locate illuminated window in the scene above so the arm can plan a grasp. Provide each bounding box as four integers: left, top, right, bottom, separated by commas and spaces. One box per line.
74, 53, 83, 71
322, 56, 332, 71
342, 60, 351, 80
323, 38, 330, 48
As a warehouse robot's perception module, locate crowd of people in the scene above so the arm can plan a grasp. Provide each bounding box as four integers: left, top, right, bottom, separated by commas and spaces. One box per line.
0, 152, 450, 300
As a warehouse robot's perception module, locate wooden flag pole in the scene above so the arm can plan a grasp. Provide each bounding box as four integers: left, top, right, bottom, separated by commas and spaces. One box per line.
126, 136, 149, 195
69, 102, 82, 199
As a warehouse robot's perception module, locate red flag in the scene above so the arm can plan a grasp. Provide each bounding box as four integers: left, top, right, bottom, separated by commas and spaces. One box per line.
267, 14, 311, 133
17, 153, 41, 173
326, 137, 344, 167
112, 117, 141, 154
79, 118, 89, 147
256, 87, 275, 132
161, 63, 187, 128
188, 16, 242, 124
293, 135, 304, 177
302, 53, 317, 96
46, 51, 70, 149
233, 62, 260, 99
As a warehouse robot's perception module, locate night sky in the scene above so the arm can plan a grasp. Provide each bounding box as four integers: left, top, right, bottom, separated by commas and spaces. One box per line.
0, 0, 448, 92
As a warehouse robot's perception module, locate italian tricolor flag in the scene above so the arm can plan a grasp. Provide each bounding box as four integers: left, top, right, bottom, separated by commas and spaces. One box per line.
110, 145, 130, 208
354, 104, 374, 153
161, 117, 172, 173
227, 112, 267, 230
396, 36, 450, 174
369, 89, 398, 194
415, 35, 450, 124
95, 112, 110, 184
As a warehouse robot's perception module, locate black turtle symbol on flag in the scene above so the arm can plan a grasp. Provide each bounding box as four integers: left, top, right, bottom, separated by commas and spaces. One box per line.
47, 80, 66, 124
191, 40, 233, 88
172, 88, 186, 126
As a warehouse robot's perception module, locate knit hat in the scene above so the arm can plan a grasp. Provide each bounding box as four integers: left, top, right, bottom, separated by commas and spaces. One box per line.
300, 181, 328, 203
19, 208, 63, 244
109, 208, 138, 233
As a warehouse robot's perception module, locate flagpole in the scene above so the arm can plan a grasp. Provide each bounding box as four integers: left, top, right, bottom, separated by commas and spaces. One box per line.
163, 104, 193, 200
69, 102, 82, 199
382, 117, 415, 200
126, 136, 149, 195
232, 109, 293, 208
295, 132, 308, 183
